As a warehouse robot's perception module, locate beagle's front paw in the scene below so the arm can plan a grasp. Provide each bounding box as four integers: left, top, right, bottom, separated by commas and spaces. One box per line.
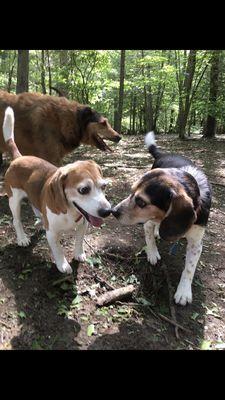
174, 280, 192, 306
57, 261, 73, 274
17, 235, 31, 247
74, 252, 87, 262
146, 246, 161, 265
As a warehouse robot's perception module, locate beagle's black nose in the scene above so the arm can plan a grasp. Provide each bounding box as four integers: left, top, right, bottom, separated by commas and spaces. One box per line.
111, 208, 121, 219
98, 208, 111, 218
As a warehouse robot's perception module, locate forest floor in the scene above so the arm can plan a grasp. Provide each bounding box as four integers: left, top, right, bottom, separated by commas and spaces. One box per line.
0, 134, 225, 350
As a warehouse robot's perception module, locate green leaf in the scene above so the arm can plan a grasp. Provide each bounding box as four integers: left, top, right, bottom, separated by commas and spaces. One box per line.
87, 324, 95, 337
72, 295, 82, 305
18, 311, 26, 319
45, 291, 56, 299
60, 282, 70, 291
200, 340, 212, 350
32, 340, 43, 350
191, 312, 199, 321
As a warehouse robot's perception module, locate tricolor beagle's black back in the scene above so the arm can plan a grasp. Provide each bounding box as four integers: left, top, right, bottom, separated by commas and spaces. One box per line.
145, 131, 212, 230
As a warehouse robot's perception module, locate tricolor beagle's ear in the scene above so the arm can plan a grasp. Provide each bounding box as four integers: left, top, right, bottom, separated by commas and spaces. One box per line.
159, 194, 197, 241
47, 169, 68, 214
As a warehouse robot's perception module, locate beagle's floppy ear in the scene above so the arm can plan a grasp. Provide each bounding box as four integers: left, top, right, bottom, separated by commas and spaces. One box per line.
159, 194, 197, 241
47, 169, 68, 214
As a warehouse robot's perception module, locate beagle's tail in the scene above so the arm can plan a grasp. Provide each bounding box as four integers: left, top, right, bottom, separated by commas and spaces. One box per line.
145, 131, 164, 159
3, 107, 22, 160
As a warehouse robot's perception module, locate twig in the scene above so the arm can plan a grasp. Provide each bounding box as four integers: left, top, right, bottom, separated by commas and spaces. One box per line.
96, 285, 135, 306
113, 301, 191, 333
52, 275, 74, 286
183, 338, 199, 350
102, 164, 147, 170
210, 181, 225, 188
101, 252, 131, 261
84, 238, 96, 252
0, 319, 12, 329
147, 305, 191, 333
93, 273, 115, 291
162, 263, 180, 339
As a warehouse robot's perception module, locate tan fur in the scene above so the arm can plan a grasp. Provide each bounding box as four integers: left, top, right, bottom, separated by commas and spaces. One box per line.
0, 91, 121, 166
4, 157, 103, 230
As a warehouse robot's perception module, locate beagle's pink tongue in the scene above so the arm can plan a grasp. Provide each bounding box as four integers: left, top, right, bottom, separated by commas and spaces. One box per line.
88, 215, 103, 227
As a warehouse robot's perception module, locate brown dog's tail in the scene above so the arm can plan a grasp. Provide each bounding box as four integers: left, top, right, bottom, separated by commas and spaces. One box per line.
3, 107, 22, 160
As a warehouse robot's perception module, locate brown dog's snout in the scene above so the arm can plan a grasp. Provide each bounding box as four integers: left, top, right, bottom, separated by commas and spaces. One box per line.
114, 135, 122, 143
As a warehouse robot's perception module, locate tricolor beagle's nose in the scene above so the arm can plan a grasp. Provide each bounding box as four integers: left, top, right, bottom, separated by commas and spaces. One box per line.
111, 207, 121, 219
98, 208, 111, 218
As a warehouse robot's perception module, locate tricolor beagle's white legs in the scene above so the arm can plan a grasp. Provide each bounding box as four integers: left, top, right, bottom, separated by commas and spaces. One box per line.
74, 218, 88, 262
9, 188, 31, 247
174, 225, 205, 306
144, 220, 161, 265
46, 230, 73, 274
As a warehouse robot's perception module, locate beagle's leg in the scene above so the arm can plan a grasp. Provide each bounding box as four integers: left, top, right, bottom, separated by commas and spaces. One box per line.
46, 230, 73, 274
174, 225, 205, 306
31, 205, 43, 228
144, 221, 161, 265
9, 188, 30, 246
74, 218, 88, 262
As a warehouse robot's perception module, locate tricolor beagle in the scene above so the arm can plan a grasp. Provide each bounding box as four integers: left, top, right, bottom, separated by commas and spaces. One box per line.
112, 132, 212, 306
2, 107, 111, 274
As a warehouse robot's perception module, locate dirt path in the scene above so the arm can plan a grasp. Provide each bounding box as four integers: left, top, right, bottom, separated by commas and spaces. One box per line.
0, 134, 225, 350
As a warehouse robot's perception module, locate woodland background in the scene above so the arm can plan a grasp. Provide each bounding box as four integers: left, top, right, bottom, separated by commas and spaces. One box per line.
0, 49, 223, 139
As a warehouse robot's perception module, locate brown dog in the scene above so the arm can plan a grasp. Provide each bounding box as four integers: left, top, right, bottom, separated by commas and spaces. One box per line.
0, 91, 121, 166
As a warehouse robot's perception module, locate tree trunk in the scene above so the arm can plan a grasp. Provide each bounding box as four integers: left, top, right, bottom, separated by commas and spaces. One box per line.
132, 95, 136, 134
175, 50, 197, 139
203, 50, 221, 138
114, 50, 126, 133
41, 50, 46, 94
7, 51, 16, 93
16, 50, 29, 93
46, 50, 52, 95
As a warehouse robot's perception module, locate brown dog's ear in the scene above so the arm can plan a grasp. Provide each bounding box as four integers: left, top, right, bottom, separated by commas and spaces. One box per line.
159, 194, 197, 241
78, 106, 100, 129
47, 170, 68, 214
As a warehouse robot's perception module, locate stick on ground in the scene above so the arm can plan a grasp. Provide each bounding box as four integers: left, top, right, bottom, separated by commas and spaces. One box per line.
162, 263, 180, 339
96, 285, 135, 306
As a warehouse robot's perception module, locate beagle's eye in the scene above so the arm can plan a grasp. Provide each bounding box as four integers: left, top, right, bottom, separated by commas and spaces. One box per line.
135, 196, 147, 208
101, 183, 107, 191
78, 186, 91, 195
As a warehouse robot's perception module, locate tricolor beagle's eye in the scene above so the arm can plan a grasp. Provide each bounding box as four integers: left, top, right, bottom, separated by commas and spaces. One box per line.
135, 196, 147, 208
78, 186, 91, 195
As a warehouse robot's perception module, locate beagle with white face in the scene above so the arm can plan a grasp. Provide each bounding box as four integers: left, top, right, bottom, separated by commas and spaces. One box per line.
112, 132, 212, 306
2, 107, 111, 274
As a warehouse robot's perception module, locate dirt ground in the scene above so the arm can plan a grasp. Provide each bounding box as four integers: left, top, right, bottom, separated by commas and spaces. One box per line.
0, 134, 225, 350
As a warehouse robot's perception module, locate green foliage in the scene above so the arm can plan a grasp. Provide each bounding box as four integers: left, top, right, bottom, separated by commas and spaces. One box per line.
1, 49, 225, 135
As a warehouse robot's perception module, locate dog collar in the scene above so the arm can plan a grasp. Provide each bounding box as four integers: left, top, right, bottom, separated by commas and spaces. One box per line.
75, 214, 83, 223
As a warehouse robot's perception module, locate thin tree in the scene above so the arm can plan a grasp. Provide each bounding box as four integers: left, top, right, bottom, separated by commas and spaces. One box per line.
16, 50, 29, 93
41, 50, 47, 94
114, 50, 126, 133
175, 50, 197, 139
203, 50, 221, 138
